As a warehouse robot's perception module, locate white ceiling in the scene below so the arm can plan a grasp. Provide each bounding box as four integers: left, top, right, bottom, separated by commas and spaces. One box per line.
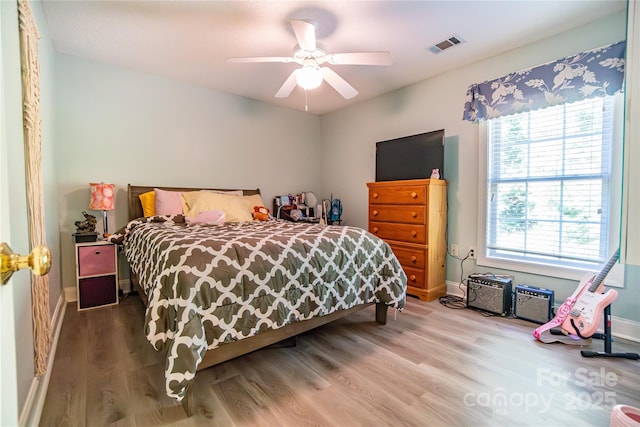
42, 0, 626, 115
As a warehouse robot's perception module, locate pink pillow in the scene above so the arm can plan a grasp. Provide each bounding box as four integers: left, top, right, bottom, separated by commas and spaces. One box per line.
154, 188, 183, 215
186, 210, 226, 225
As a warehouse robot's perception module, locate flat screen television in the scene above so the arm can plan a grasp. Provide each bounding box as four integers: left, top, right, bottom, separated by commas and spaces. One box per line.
375, 129, 445, 182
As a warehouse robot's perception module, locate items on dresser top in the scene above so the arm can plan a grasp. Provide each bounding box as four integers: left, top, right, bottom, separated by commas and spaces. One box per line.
367, 179, 447, 302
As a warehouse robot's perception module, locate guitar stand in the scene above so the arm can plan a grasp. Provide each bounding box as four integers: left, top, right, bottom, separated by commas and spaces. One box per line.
580, 305, 640, 360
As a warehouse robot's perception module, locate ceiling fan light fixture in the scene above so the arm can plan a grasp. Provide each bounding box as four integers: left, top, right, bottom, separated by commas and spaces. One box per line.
296, 65, 323, 90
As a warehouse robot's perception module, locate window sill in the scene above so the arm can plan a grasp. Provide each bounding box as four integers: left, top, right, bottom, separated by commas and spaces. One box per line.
476, 254, 624, 288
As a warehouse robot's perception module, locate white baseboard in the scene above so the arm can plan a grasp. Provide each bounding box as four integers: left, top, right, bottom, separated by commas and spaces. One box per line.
63, 286, 76, 302
445, 280, 640, 343
611, 317, 640, 343
446, 280, 466, 298
19, 293, 67, 427
119, 278, 131, 294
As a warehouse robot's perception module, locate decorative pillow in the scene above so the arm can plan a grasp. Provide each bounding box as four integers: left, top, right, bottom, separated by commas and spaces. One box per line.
207, 189, 244, 196
182, 191, 253, 222
182, 190, 244, 212
154, 188, 184, 215
139, 191, 155, 217
186, 209, 226, 225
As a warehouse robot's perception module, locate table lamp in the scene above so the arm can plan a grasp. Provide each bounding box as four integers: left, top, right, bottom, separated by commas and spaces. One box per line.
89, 182, 115, 237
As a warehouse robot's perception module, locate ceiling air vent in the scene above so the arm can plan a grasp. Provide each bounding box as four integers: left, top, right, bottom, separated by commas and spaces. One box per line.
428, 34, 465, 54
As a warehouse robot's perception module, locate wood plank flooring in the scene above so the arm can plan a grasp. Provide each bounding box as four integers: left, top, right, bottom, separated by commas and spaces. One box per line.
40, 294, 640, 426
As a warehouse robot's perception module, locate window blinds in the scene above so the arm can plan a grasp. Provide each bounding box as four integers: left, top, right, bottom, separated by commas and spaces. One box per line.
486, 97, 613, 265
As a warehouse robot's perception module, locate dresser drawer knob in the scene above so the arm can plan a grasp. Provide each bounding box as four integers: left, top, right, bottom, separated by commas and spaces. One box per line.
410, 256, 417, 263
410, 192, 418, 199
373, 193, 379, 199
409, 275, 416, 282
372, 210, 379, 216
95, 251, 101, 255
411, 231, 418, 238
411, 211, 417, 218
373, 227, 379, 233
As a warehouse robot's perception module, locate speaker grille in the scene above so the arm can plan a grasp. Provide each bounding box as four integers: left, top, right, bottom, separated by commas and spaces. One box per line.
514, 285, 554, 324
466, 276, 512, 316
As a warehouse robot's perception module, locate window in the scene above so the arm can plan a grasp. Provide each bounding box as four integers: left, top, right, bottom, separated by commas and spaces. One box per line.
480, 95, 622, 276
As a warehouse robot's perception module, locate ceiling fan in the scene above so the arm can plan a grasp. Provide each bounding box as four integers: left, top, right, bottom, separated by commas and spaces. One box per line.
227, 20, 393, 100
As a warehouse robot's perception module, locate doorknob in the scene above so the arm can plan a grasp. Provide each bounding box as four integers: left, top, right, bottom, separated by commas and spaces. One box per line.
1, 242, 51, 285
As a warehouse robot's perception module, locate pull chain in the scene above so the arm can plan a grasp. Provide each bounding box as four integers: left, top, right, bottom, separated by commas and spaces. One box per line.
304, 89, 309, 112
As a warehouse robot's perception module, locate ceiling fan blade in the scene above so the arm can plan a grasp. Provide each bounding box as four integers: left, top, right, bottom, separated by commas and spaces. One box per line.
227, 56, 293, 63
275, 70, 298, 98
291, 20, 316, 52
321, 67, 358, 99
326, 52, 393, 66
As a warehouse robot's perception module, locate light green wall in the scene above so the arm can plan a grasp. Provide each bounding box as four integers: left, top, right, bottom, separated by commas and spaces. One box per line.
54, 54, 322, 291
320, 10, 639, 323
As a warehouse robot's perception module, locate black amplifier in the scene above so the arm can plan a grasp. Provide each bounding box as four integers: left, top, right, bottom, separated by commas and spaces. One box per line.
514, 284, 554, 324
466, 275, 512, 316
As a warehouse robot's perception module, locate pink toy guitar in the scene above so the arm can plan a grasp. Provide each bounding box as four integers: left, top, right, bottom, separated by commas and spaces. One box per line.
533, 248, 619, 343
561, 249, 619, 339
533, 274, 590, 343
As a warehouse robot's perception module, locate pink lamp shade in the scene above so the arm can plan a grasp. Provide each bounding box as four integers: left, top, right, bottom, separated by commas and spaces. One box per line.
89, 183, 115, 211
89, 183, 115, 236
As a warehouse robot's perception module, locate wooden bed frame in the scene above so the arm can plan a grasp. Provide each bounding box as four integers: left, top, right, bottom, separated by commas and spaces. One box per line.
126, 184, 389, 416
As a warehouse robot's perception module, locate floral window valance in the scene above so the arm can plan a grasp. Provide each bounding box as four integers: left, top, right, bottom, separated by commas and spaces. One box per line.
462, 40, 626, 122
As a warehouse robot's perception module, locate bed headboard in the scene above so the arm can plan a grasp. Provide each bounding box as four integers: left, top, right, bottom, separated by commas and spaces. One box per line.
127, 184, 261, 221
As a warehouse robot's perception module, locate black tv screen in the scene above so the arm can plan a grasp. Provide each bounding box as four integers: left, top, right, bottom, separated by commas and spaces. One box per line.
375, 129, 445, 182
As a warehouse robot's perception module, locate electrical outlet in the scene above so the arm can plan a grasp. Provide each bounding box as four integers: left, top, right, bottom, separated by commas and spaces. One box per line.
451, 244, 459, 257
468, 246, 476, 259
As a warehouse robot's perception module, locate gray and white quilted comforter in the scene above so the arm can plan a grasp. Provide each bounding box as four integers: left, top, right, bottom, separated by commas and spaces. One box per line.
110, 216, 406, 401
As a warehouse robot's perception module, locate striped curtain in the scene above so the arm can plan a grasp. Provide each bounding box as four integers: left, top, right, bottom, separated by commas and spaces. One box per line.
18, 0, 51, 376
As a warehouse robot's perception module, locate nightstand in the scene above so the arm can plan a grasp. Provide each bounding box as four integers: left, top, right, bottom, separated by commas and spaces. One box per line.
75, 240, 118, 311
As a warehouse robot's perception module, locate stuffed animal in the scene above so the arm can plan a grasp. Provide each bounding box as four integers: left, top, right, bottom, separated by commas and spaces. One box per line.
252, 205, 269, 221
186, 209, 226, 225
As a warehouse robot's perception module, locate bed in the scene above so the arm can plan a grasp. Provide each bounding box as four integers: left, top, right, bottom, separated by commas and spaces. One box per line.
114, 184, 407, 416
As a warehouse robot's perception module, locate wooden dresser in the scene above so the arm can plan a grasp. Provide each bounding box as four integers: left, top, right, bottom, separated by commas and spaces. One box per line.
367, 179, 447, 302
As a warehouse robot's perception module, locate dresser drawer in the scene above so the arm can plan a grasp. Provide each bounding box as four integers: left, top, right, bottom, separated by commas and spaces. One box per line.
370, 222, 426, 244
388, 244, 425, 269
369, 185, 426, 205
369, 205, 425, 224
403, 266, 426, 290
78, 244, 116, 276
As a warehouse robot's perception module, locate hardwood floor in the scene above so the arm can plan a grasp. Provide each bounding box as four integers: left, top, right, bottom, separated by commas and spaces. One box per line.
40, 294, 640, 426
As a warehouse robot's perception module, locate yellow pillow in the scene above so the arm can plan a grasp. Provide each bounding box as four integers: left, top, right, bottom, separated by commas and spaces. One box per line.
242, 194, 266, 217
139, 191, 155, 217
181, 190, 201, 212
181, 190, 244, 212
182, 191, 253, 222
